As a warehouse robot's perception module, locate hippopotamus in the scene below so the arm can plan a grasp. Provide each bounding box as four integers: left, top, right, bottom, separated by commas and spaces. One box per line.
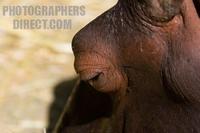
53, 0, 200, 132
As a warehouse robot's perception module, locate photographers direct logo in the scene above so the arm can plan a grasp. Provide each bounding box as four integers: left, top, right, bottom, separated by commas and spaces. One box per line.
2, 5, 86, 30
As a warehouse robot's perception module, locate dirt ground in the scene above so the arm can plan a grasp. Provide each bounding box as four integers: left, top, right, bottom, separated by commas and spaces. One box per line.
0, 0, 116, 133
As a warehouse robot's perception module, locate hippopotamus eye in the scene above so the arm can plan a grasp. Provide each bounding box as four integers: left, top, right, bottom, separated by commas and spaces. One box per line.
78, 69, 106, 90
78, 67, 114, 92
87, 72, 106, 90
74, 52, 128, 93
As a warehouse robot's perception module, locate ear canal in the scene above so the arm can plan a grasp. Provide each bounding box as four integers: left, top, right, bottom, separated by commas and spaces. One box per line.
139, 0, 184, 22
193, 0, 200, 17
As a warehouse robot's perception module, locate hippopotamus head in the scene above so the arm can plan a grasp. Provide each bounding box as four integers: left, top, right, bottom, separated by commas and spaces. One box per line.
72, 0, 200, 101
54, 1, 200, 132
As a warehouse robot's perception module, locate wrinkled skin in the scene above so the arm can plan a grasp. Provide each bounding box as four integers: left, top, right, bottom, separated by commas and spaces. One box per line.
54, 0, 200, 133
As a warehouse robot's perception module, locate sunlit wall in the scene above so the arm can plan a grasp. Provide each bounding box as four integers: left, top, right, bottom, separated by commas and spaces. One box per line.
0, 0, 117, 133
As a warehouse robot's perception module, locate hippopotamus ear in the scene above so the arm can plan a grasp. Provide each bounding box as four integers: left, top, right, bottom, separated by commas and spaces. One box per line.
139, 0, 184, 22
53, 80, 113, 133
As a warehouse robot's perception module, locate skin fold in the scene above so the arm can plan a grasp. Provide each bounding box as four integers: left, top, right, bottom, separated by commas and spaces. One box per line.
54, 0, 200, 133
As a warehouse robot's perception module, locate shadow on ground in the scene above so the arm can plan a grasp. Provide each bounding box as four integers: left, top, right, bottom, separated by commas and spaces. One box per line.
47, 77, 78, 133
47, 78, 114, 133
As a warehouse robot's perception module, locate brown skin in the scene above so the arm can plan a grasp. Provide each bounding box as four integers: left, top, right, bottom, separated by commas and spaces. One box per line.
54, 0, 200, 133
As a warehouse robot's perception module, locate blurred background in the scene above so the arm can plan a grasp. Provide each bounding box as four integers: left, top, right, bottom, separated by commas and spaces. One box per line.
0, 0, 117, 133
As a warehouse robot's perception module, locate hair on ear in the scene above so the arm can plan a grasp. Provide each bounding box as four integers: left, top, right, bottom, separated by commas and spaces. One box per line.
138, 0, 183, 22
